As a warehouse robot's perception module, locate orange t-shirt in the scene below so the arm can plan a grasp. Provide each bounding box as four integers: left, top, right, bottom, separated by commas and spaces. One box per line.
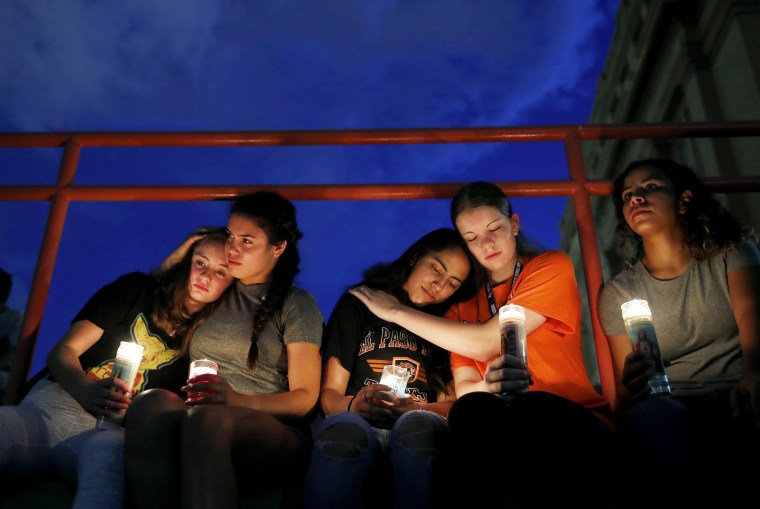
446, 250, 613, 428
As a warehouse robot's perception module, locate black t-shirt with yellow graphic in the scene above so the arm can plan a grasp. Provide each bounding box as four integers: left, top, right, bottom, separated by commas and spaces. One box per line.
69, 272, 189, 397
324, 292, 438, 404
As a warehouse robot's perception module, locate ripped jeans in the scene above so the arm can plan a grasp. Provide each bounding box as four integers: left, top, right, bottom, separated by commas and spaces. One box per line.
301, 410, 449, 509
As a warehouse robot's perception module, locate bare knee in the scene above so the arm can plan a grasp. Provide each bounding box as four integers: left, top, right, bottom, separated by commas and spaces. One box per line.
126, 389, 185, 428
182, 405, 235, 451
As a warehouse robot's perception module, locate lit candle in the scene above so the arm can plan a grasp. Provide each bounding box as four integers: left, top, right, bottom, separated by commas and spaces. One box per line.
620, 300, 671, 397
96, 341, 145, 430
379, 365, 411, 399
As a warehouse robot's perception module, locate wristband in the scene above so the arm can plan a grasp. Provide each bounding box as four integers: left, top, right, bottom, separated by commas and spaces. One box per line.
347, 394, 358, 412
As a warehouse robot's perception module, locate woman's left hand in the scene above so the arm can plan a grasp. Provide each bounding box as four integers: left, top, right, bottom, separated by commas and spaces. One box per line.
388, 393, 420, 416
352, 384, 397, 428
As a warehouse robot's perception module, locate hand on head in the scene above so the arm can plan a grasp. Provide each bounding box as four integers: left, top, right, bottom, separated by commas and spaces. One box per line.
348, 286, 402, 321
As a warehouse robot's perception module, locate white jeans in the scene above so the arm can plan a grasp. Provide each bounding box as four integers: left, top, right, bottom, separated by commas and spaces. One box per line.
0, 378, 125, 509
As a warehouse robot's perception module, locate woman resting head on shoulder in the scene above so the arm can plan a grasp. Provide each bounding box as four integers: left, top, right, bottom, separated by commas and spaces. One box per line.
0, 227, 233, 505
125, 191, 324, 509
350, 181, 618, 507
302, 227, 479, 509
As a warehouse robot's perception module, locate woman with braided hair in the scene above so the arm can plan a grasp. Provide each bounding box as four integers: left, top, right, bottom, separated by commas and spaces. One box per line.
125, 192, 324, 509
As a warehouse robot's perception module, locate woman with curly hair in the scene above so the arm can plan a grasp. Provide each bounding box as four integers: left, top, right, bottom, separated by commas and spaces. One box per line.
598, 158, 760, 504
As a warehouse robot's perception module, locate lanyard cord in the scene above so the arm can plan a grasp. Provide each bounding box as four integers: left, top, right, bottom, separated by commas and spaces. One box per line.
484, 257, 523, 318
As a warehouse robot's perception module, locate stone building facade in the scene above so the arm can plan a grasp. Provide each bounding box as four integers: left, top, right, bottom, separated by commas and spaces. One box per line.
559, 0, 760, 387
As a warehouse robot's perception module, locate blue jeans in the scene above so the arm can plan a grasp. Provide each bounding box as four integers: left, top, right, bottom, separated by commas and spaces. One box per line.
301, 410, 449, 509
622, 392, 760, 506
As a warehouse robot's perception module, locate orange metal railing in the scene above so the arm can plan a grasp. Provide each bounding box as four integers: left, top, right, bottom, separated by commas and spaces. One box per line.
2, 121, 760, 416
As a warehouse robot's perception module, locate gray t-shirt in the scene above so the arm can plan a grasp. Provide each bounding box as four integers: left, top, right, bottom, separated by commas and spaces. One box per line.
190, 281, 324, 395
599, 242, 760, 397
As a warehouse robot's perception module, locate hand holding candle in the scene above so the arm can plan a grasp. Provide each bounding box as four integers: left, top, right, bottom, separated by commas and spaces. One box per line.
186, 359, 219, 404
620, 299, 671, 397
96, 341, 145, 430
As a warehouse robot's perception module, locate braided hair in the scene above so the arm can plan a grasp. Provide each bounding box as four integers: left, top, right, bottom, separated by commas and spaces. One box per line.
231, 192, 303, 369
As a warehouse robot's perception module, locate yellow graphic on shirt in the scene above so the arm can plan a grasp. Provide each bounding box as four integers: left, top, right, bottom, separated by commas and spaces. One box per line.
86, 314, 180, 393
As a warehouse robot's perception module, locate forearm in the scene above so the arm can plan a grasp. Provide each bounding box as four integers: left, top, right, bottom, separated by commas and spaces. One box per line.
229, 387, 318, 420
320, 387, 354, 416
729, 266, 760, 373
417, 399, 454, 417
47, 345, 91, 402
455, 379, 488, 397
737, 316, 760, 374
387, 307, 500, 362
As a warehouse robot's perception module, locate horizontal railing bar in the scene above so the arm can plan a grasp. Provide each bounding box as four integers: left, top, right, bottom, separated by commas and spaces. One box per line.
1, 121, 759, 148
2, 178, 759, 202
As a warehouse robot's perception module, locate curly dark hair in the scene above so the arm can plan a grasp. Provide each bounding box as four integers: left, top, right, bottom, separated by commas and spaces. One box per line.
450, 181, 543, 259
151, 228, 230, 357
231, 191, 303, 369
612, 158, 756, 265
357, 228, 480, 396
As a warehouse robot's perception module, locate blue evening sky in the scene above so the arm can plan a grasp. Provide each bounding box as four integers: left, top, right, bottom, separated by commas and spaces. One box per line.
0, 0, 618, 376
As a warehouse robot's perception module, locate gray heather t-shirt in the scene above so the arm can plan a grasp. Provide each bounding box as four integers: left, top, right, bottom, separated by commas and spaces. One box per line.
599, 242, 760, 397
190, 281, 324, 394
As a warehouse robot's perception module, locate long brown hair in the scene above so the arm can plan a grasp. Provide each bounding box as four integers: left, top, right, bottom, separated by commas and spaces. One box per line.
151, 228, 230, 357
357, 228, 480, 395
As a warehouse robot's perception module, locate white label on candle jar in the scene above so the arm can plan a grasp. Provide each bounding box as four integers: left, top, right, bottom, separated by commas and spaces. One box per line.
379, 364, 410, 399
620, 299, 671, 397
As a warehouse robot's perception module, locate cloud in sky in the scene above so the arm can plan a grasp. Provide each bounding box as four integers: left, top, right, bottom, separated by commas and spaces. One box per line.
0, 0, 619, 375
1, 0, 617, 190
1, 1, 612, 131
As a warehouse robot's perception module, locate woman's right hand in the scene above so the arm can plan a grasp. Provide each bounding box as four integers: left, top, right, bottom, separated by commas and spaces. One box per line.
348, 286, 402, 322
183, 373, 234, 406
155, 226, 219, 275
76, 376, 131, 417
483, 353, 532, 400
349, 383, 396, 428
621, 349, 656, 400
